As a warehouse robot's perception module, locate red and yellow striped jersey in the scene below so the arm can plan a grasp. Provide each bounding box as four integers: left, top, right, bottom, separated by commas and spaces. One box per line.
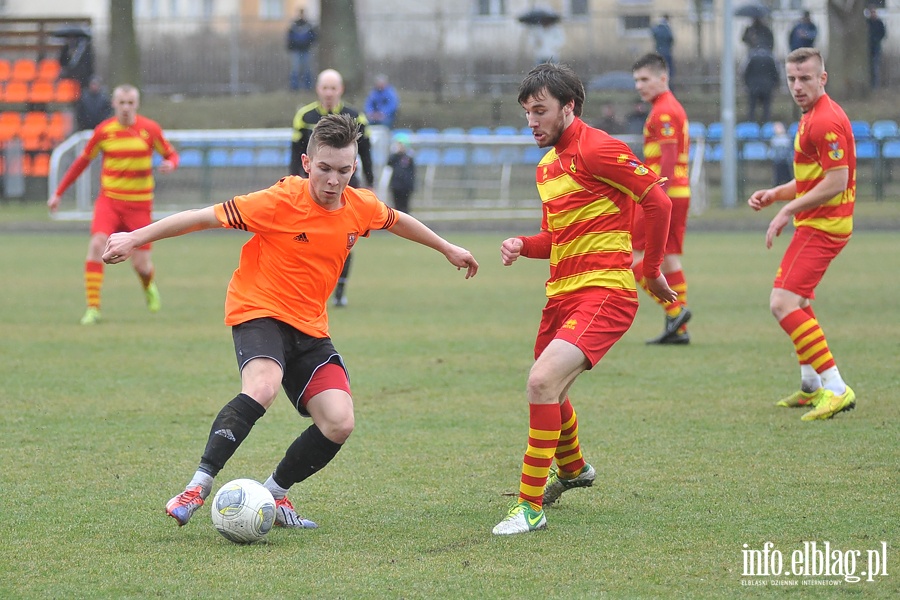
80, 115, 178, 202
533, 118, 664, 299
213, 176, 398, 338
794, 93, 856, 236
642, 90, 690, 199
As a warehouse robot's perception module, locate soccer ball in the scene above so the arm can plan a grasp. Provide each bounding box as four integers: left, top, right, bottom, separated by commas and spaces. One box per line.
210, 478, 276, 544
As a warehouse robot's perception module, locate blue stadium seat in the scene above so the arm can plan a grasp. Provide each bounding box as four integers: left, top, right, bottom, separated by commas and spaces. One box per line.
468, 126, 492, 136
207, 148, 230, 167
471, 147, 495, 165
872, 119, 898, 140
735, 121, 761, 140
256, 148, 288, 168
497, 146, 521, 163
494, 126, 519, 136
882, 140, 900, 158
442, 147, 467, 165
851, 120, 872, 141
178, 148, 204, 168
856, 140, 879, 159
521, 126, 534, 136
688, 121, 706, 140
705, 144, 723, 162
760, 121, 777, 140
415, 147, 441, 165
230, 148, 255, 167
741, 141, 769, 160
523, 146, 547, 164
706, 122, 723, 142
788, 122, 799, 137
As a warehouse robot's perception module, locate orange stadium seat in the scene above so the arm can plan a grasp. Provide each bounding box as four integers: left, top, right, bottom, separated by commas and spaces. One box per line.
11, 58, 37, 83
47, 111, 73, 140
0, 59, 11, 82
28, 80, 54, 104
36, 58, 61, 82
0, 110, 22, 130
28, 152, 50, 177
2, 81, 30, 103
55, 79, 80, 102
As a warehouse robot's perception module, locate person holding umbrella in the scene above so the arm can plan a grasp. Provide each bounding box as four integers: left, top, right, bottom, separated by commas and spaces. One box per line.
55, 26, 94, 90
518, 8, 565, 64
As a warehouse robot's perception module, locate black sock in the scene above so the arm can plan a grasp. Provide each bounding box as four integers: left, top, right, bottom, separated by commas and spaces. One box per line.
272, 424, 343, 488
199, 393, 266, 476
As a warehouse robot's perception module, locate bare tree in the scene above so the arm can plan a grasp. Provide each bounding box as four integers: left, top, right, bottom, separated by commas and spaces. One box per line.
827, 0, 870, 99
108, 0, 140, 88
319, 0, 365, 94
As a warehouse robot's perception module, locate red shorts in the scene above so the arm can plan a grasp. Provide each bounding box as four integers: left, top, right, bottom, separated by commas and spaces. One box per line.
91, 195, 153, 251
632, 196, 689, 254
534, 289, 638, 368
774, 226, 849, 300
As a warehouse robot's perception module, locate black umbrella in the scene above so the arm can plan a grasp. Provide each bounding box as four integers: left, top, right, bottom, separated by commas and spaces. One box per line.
734, 3, 771, 19
51, 25, 92, 38
588, 71, 636, 91
518, 8, 561, 26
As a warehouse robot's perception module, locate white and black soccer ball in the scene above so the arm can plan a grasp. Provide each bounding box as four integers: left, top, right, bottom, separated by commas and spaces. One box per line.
210, 478, 276, 544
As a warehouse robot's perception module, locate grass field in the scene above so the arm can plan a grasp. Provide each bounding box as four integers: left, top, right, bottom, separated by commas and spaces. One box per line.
0, 230, 898, 599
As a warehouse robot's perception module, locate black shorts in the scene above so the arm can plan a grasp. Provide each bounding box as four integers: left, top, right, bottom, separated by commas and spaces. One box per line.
232, 317, 348, 417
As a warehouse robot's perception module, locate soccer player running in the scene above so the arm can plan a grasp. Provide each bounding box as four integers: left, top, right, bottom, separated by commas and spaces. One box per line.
102, 114, 479, 529
494, 63, 675, 535
48, 84, 179, 325
748, 48, 856, 422
632, 52, 693, 344
290, 68, 374, 307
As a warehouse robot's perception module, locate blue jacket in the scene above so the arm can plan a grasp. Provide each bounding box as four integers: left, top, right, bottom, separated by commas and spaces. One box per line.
364, 86, 400, 128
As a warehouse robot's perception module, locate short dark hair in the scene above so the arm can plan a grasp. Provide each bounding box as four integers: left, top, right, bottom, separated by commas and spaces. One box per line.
517, 62, 585, 117
308, 113, 360, 157
632, 52, 668, 75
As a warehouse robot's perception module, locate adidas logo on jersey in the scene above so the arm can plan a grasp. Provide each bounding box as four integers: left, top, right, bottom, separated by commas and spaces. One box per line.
294, 232, 309, 243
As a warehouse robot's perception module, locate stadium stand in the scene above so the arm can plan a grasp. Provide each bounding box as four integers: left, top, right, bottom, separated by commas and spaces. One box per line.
0, 17, 89, 196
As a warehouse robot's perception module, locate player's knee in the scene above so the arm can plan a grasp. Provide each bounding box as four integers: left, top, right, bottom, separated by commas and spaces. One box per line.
526, 370, 560, 404
319, 411, 354, 444
242, 381, 279, 408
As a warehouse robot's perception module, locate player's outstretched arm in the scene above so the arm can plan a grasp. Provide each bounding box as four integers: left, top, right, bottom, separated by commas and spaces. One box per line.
103, 206, 220, 264
388, 212, 478, 278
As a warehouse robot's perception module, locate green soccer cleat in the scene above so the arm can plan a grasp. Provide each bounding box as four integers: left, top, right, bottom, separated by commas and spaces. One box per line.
776, 388, 824, 408
80, 307, 101, 325
492, 501, 547, 536
543, 463, 596, 506
801, 386, 856, 421
145, 282, 161, 313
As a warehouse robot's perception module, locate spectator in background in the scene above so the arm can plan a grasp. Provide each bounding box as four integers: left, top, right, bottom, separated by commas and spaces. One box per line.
531, 21, 565, 65
742, 17, 775, 52
744, 48, 780, 124
364, 74, 400, 128
769, 121, 793, 186
788, 10, 818, 51
596, 103, 623, 134
386, 133, 416, 213
625, 102, 650, 139
867, 6, 887, 88
290, 68, 374, 307
286, 9, 317, 91
58, 31, 94, 90
651, 14, 675, 83
76, 75, 112, 131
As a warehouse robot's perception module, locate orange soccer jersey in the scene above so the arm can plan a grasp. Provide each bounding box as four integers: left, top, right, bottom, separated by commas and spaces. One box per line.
532, 118, 664, 300
642, 90, 690, 200
793, 93, 856, 236
213, 176, 398, 338
73, 115, 178, 202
